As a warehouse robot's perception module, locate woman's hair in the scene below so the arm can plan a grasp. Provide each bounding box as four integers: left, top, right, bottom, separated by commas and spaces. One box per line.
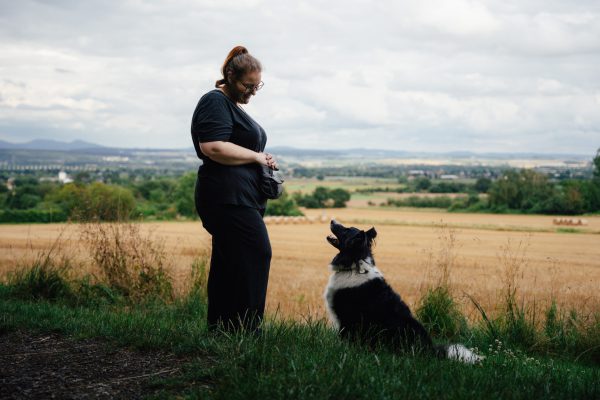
215, 46, 262, 88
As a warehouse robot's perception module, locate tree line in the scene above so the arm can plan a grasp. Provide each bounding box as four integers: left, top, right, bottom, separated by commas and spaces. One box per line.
0, 172, 338, 222
386, 149, 600, 215
1, 149, 598, 222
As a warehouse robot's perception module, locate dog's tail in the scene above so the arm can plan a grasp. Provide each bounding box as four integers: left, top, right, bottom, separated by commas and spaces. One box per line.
435, 344, 484, 364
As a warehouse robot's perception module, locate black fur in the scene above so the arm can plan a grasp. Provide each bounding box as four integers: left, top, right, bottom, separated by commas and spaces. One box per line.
331, 279, 433, 350
326, 220, 439, 355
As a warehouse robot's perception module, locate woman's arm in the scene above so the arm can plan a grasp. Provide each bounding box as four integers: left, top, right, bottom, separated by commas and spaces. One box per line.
200, 141, 276, 168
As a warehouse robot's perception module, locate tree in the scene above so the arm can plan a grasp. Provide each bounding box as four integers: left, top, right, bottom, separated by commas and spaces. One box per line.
47, 182, 135, 221
593, 148, 600, 182
295, 187, 352, 208
415, 177, 431, 191
488, 169, 553, 211
5, 184, 43, 210
87, 182, 136, 221
174, 172, 197, 218
474, 177, 492, 193
265, 190, 303, 216
330, 188, 351, 207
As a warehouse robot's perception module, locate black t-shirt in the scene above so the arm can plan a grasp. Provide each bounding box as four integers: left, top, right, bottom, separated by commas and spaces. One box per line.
191, 89, 267, 209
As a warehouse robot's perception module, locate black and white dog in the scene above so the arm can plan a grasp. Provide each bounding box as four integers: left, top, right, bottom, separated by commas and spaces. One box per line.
324, 220, 483, 364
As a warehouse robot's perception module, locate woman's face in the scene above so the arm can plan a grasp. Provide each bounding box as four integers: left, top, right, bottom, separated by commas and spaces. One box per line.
229, 70, 262, 104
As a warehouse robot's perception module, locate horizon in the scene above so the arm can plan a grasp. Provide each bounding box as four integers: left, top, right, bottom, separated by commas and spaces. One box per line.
0, 137, 596, 158
1, 1, 599, 154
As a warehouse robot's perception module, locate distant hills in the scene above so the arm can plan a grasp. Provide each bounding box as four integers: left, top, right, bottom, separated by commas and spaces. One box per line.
0, 139, 592, 161
0, 139, 105, 151
266, 146, 592, 161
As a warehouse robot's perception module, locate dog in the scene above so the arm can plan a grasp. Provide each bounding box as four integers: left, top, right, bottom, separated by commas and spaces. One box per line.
324, 220, 483, 364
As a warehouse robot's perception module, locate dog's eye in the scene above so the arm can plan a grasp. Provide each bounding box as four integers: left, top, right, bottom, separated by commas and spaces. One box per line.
348, 234, 365, 248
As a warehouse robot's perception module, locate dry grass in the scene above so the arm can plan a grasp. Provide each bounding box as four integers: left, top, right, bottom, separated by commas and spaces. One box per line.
79, 222, 173, 300
1, 209, 599, 321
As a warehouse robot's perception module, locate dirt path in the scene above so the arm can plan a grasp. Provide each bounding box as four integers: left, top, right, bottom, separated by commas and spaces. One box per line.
0, 330, 187, 399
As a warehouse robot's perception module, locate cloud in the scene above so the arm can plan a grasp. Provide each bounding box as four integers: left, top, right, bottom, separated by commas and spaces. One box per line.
0, 0, 598, 153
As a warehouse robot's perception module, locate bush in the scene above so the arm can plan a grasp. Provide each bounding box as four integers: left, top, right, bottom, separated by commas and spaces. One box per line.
265, 190, 304, 216
386, 196, 454, 208
295, 187, 351, 208
474, 177, 492, 193
0, 208, 68, 223
47, 182, 136, 221
7, 240, 74, 301
429, 182, 467, 193
174, 173, 197, 218
80, 222, 173, 302
416, 286, 467, 340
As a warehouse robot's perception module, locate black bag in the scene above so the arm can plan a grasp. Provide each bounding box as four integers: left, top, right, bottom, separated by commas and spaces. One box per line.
260, 165, 284, 199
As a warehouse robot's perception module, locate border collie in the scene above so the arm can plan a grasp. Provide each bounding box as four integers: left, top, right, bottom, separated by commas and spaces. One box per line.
324, 220, 483, 364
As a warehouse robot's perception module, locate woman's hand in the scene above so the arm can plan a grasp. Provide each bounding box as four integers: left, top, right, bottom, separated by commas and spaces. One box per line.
200, 141, 278, 169
256, 152, 278, 170
265, 153, 278, 170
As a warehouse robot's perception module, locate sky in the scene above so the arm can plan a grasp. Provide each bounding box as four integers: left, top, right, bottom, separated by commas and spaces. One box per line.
0, 0, 599, 154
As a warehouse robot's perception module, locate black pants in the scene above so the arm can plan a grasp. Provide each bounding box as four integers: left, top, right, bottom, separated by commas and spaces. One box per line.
196, 203, 271, 332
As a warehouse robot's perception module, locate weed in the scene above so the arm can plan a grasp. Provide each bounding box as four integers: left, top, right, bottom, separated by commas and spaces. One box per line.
80, 221, 173, 302
417, 223, 467, 339
7, 233, 74, 302
496, 237, 539, 347
417, 286, 468, 340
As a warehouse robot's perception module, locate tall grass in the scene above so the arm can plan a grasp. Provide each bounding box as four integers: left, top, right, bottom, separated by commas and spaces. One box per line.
469, 237, 600, 364
413, 226, 600, 364
2, 220, 599, 366
416, 225, 467, 340
80, 221, 173, 302
1, 222, 600, 398
6, 232, 74, 301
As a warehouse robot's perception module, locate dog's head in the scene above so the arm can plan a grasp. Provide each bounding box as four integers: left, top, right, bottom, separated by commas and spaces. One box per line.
327, 220, 377, 270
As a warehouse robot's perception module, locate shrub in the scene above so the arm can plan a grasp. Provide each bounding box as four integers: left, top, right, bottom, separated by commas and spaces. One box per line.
7, 238, 74, 301
80, 222, 173, 302
0, 208, 68, 223
295, 187, 351, 208
416, 286, 467, 340
47, 182, 136, 221
416, 225, 467, 340
265, 190, 304, 216
386, 196, 454, 208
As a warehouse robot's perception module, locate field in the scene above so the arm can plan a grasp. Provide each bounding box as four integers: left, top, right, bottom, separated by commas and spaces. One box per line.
1, 207, 599, 321
2, 206, 600, 398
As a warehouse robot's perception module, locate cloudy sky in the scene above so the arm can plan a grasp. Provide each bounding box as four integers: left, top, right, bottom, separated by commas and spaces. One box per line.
1, 0, 599, 154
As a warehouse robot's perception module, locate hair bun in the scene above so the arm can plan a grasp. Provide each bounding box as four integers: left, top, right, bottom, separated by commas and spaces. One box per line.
215, 46, 262, 88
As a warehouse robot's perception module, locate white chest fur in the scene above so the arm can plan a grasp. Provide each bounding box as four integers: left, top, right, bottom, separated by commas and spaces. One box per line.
323, 259, 383, 329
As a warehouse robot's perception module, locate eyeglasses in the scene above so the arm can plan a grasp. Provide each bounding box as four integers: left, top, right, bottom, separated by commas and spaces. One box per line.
240, 81, 264, 93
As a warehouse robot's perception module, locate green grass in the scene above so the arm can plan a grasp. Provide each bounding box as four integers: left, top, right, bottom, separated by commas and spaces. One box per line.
2, 229, 600, 399
556, 227, 583, 234
2, 276, 600, 400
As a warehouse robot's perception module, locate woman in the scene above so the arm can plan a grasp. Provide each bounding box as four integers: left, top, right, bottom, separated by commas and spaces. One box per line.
191, 46, 277, 333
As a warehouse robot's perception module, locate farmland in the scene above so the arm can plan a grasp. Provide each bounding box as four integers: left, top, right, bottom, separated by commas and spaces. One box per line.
1, 207, 598, 321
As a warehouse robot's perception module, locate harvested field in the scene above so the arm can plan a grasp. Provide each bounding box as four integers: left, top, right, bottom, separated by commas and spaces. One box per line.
1, 209, 599, 321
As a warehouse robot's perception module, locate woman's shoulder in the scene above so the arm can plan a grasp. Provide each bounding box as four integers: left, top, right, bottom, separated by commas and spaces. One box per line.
200, 89, 229, 103
196, 89, 234, 114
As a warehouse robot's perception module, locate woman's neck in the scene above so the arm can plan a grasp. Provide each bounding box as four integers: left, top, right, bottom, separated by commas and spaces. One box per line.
220, 85, 238, 105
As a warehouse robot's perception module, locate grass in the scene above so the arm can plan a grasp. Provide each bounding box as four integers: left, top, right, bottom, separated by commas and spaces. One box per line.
1, 221, 600, 399
1, 293, 599, 399
556, 227, 583, 234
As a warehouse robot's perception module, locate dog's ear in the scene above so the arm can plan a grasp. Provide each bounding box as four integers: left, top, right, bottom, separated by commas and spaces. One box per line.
366, 227, 377, 240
